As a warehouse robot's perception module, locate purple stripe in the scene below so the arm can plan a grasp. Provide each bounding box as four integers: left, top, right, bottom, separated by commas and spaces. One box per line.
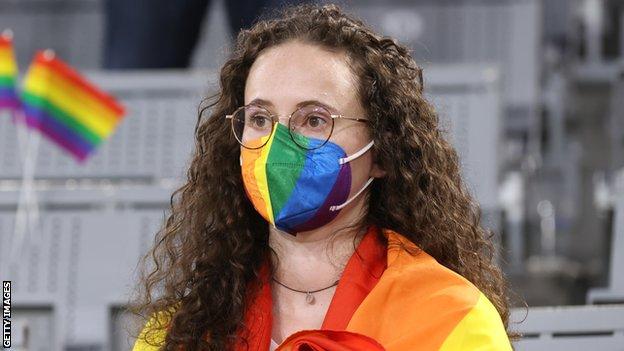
0, 89, 20, 110
0, 99, 21, 110
21, 104, 95, 162
292, 163, 352, 233
0, 88, 17, 97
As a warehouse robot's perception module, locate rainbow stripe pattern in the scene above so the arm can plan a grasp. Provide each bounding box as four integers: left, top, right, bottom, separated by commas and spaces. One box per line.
343, 229, 513, 351
240, 123, 351, 234
0, 31, 20, 112
20, 50, 125, 162
132, 226, 513, 351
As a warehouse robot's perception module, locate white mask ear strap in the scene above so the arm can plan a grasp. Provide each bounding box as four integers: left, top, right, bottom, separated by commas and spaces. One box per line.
329, 177, 374, 211
339, 140, 375, 165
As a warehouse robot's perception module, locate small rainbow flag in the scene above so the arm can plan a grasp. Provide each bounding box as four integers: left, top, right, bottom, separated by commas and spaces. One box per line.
0, 30, 20, 112
20, 50, 125, 162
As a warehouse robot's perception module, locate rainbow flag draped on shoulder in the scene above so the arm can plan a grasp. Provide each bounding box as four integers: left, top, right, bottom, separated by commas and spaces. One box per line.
132, 225, 512, 351
0, 30, 20, 112
20, 50, 125, 162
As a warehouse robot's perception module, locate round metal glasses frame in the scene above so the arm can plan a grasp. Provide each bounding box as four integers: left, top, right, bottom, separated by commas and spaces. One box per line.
225, 103, 371, 150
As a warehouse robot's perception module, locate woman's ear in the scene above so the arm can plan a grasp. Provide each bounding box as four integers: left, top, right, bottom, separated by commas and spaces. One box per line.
369, 148, 386, 178
370, 162, 386, 178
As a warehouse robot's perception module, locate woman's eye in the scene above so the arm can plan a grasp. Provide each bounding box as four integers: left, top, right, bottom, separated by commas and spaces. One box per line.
249, 115, 271, 129
306, 115, 327, 129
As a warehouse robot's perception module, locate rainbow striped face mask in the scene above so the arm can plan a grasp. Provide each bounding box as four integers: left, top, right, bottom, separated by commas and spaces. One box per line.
240, 122, 375, 235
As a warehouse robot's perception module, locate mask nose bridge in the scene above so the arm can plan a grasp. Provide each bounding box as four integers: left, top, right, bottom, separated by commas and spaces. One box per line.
271, 113, 292, 129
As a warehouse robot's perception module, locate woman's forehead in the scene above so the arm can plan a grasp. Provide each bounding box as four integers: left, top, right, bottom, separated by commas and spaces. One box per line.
244, 41, 357, 110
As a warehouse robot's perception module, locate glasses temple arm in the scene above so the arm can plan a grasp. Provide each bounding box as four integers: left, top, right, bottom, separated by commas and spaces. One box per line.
332, 115, 371, 123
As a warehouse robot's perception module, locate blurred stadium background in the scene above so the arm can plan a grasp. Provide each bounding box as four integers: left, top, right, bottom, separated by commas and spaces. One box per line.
0, 0, 623, 350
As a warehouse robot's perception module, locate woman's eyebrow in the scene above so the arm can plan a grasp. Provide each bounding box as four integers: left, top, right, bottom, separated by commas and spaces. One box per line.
247, 98, 338, 113
248, 98, 274, 108
295, 99, 338, 113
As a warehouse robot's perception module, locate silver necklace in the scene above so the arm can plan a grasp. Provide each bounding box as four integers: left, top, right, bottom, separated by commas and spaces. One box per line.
271, 277, 340, 304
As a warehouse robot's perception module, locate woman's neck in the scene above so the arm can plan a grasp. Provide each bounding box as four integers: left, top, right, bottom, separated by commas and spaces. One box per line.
268, 203, 368, 289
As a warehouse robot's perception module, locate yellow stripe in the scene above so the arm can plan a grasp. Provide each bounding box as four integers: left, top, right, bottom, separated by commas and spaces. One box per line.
132, 311, 171, 351
0, 62, 16, 76
0, 50, 17, 76
439, 293, 512, 351
23, 65, 119, 138
255, 130, 277, 225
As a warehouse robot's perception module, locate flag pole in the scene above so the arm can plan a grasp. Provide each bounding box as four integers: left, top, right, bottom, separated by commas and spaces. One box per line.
7, 49, 50, 278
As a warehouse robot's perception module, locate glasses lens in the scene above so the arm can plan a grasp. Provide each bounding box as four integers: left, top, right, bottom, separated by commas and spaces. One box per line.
290, 105, 333, 149
232, 105, 274, 148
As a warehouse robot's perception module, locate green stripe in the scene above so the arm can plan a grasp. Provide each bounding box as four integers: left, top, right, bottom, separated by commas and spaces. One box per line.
0, 76, 16, 88
266, 124, 309, 219
21, 91, 103, 146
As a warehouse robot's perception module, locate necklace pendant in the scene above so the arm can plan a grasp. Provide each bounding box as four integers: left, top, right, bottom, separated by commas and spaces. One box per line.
305, 292, 315, 304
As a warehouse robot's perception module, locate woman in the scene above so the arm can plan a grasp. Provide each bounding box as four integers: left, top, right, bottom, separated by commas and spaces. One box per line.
131, 3, 513, 350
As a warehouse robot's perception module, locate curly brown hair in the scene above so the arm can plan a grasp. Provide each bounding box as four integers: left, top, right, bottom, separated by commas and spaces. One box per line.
130, 3, 512, 350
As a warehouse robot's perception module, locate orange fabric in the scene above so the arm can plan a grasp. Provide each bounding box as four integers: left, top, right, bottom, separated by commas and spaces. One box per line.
345, 232, 482, 350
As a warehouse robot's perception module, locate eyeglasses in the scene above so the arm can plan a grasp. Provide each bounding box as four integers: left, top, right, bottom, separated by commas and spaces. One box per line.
226, 103, 370, 150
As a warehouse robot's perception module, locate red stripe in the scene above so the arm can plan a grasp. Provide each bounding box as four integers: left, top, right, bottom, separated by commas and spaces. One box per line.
233, 260, 273, 351
0, 37, 11, 47
31, 51, 125, 117
279, 329, 386, 350
321, 225, 387, 329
